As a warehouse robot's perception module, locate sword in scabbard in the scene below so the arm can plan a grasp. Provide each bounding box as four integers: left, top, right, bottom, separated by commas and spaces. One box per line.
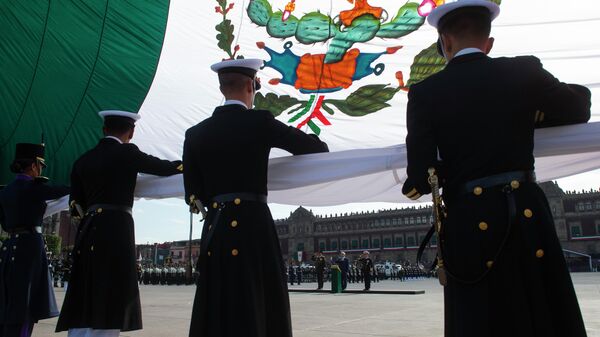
70, 200, 85, 219
189, 195, 207, 220
428, 167, 447, 286
186, 195, 206, 284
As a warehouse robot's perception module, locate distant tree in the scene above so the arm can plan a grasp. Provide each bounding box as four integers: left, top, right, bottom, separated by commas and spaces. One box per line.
44, 234, 61, 256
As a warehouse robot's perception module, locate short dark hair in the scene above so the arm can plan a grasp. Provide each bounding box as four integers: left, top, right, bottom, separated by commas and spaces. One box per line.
438, 6, 492, 39
219, 72, 250, 93
10, 159, 35, 173
104, 116, 135, 135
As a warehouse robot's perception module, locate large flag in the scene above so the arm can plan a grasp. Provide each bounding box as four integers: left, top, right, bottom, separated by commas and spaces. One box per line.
2, 0, 599, 202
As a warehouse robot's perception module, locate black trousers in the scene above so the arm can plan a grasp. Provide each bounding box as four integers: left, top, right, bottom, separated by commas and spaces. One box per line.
363, 271, 371, 290
316, 270, 324, 289
341, 272, 348, 290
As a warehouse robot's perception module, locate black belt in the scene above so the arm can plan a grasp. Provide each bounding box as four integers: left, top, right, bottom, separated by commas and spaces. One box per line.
86, 204, 132, 216
211, 193, 267, 204
199, 193, 267, 259
6, 227, 38, 235
459, 170, 536, 195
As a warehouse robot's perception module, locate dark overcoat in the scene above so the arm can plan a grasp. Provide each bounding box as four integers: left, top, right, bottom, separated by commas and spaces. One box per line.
402, 52, 591, 337
0, 176, 69, 324
183, 104, 328, 337
56, 138, 181, 332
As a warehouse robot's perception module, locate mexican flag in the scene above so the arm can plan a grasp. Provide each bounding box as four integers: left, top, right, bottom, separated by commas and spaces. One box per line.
1, 0, 599, 201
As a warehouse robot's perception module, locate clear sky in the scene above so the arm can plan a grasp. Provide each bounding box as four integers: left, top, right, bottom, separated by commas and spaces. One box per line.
132, 169, 600, 244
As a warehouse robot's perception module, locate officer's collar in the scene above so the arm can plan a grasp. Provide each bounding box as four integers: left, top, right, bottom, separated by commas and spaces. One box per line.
223, 99, 248, 109
214, 104, 247, 115
15, 174, 34, 181
104, 136, 123, 144
446, 51, 487, 67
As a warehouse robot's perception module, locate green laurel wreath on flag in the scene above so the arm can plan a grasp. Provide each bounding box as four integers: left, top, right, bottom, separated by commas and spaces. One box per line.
215, 0, 240, 59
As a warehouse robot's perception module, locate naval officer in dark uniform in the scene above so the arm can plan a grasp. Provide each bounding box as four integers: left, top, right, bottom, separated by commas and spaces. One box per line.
184, 58, 328, 337
56, 110, 182, 337
0, 143, 69, 337
402, 1, 591, 336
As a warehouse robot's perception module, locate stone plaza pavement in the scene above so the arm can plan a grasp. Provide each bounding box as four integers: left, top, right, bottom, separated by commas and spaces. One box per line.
34, 273, 600, 337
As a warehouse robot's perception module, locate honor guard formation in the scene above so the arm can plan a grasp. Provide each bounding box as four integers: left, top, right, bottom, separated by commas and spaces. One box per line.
0, 0, 593, 336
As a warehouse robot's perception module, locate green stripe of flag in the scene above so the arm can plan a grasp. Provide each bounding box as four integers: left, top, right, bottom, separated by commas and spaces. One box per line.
0, 0, 170, 185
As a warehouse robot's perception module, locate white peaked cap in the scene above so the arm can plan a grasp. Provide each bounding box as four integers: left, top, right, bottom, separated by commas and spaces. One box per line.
428, 0, 500, 29
98, 110, 141, 121
210, 58, 263, 76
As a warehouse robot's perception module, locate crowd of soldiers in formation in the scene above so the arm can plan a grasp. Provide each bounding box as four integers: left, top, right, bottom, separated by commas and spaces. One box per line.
137, 263, 194, 285
48, 257, 72, 288
132, 260, 437, 287
287, 260, 437, 285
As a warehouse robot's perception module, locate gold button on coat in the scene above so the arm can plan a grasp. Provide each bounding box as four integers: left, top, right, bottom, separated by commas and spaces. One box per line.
231, 249, 239, 256
536, 249, 544, 258
510, 180, 520, 189
90, 246, 94, 251
97, 208, 103, 213
479, 222, 488, 231
524, 209, 533, 218
486, 261, 494, 269
12, 246, 16, 250
212, 202, 218, 209
207, 251, 211, 256
231, 220, 238, 228
234, 198, 241, 205
473, 187, 483, 196
11, 257, 15, 261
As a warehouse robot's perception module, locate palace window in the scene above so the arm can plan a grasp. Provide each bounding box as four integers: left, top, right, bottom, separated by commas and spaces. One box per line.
351, 240, 359, 249
577, 203, 585, 211
406, 235, 416, 247
422, 216, 428, 223
431, 234, 438, 245
341, 241, 348, 250
410, 218, 415, 225
297, 242, 304, 251
393, 218, 398, 225
570, 225, 582, 238
383, 238, 392, 248
595, 200, 600, 210
331, 241, 338, 250
416, 217, 421, 224
362, 239, 369, 248
372, 239, 380, 248
586, 202, 593, 211
319, 242, 326, 252
395, 236, 404, 247
596, 223, 600, 236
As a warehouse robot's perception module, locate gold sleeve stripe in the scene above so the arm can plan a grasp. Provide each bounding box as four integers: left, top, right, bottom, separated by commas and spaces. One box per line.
534, 110, 545, 123
410, 193, 421, 200
405, 188, 418, 198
